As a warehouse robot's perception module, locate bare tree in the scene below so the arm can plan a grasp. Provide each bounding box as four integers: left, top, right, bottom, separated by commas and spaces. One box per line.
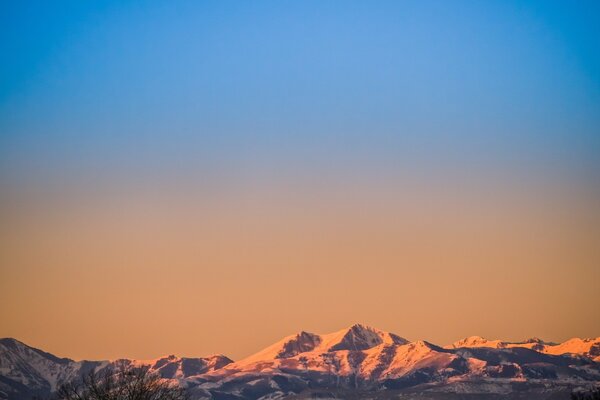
55, 364, 187, 400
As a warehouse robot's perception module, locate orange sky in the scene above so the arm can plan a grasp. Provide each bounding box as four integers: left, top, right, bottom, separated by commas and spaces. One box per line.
1, 176, 599, 361
2, 0, 600, 366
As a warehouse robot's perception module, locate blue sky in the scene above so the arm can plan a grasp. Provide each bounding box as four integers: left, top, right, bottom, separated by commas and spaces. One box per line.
1, 0, 599, 187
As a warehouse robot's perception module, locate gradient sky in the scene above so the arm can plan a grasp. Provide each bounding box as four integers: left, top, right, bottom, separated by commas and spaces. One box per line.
1, 0, 599, 361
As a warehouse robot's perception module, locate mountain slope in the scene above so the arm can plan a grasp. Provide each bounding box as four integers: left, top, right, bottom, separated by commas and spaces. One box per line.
0, 338, 232, 400
1, 326, 599, 400
448, 335, 600, 361
232, 324, 407, 368
191, 326, 600, 399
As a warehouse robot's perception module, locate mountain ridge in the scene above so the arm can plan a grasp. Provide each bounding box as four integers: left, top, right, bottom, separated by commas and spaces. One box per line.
2, 325, 599, 400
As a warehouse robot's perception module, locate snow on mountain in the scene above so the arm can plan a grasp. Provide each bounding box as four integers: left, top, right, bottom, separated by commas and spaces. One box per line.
0, 338, 103, 400
233, 324, 407, 369
232, 331, 323, 367
359, 340, 457, 381
193, 326, 600, 398
317, 323, 408, 352
544, 337, 600, 361
447, 336, 507, 349
0, 338, 232, 400
449, 335, 600, 361
2, 326, 600, 400
117, 353, 233, 380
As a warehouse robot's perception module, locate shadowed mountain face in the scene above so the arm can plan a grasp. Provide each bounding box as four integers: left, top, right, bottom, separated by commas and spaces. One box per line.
0, 338, 232, 400
1, 326, 599, 400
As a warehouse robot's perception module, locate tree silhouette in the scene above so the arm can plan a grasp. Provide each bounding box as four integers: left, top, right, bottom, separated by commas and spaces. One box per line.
55, 364, 187, 400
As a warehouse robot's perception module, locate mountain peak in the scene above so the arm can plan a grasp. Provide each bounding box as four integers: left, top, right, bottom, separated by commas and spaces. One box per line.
235, 330, 322, 366
275, 331, 322, 358
328, 325, 380, 351
0, 337, 26, 347
449, 335, 510, 349
0, 337, 74, 364
321, 324, 408, 352
348, 323, 371, 331
233, 325, 409, 367
524, 337, 544, 344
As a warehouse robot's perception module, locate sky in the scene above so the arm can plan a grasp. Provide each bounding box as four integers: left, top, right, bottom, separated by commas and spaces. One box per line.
0, 0, 599, 361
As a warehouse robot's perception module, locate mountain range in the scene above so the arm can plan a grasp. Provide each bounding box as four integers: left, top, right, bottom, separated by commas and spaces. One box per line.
1, 324, 599, 400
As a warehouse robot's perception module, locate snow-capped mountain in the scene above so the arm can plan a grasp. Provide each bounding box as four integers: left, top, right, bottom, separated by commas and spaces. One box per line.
2, 325, 599, 400
232, 324, 408, 368
447, 335, 600, 361
192, 325, 600, 398
0, 338, 232, 400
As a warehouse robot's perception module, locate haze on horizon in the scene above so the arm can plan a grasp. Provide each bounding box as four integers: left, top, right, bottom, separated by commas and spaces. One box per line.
1, 0, 599, 361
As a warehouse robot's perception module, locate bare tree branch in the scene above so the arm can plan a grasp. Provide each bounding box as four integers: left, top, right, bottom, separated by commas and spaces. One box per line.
55, 364, 187, 400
